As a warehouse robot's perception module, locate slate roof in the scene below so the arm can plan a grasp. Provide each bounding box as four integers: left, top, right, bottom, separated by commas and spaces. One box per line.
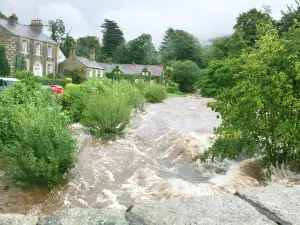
76, 56, 105, 70
0, 18, 57, 45
99, 63, 163, 77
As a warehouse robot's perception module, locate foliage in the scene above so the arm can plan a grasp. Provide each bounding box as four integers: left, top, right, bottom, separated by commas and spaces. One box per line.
159, 27, 175, 53
166, 82, 180, 93
234, 7, 273, 46
171, 60, 200, 92
0, 82, 76, 188
160, 29, 204, 68
278, 1, 300, 33
63, 69, 86, 84
143, 84, 167, 103
77, 36, 101, 62
65, 77, 72, 84
205, 23, 300, 170
0, 44, 10, 76
48, 19, 66, 43
35, 77, 66, 87
101, 19, 125, 60
13, 70, 35, 80
106, 73, 161, 83
13, 53, 27, 72
0, 11, 7, 20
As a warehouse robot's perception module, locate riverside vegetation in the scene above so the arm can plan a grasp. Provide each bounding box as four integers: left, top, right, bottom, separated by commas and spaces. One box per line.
0, 72, 167, 188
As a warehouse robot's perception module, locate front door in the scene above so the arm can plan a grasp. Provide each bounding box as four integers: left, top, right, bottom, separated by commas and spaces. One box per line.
33, 61, 43, 76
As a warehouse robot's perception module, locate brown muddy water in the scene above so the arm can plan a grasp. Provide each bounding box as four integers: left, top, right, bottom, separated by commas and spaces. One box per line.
0, 96, 296, 214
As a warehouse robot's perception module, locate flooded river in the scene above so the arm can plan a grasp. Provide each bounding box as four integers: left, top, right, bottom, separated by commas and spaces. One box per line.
0, 95, 294, 214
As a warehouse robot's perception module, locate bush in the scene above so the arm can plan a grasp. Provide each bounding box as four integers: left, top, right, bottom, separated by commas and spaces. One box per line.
143, 84, 167, 103
0, 44, 10, 76
82, 92, 132, 138
63, 69, 86, 84
171, 60, 200, 92
14, 53, 27, 72
36, 77, 66, 87
166, 82, 180, 93
0, 82, 76, 188
65, 77, 72, 84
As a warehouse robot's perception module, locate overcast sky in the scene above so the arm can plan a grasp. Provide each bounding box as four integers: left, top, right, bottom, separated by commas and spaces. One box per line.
1, 0, 296, 47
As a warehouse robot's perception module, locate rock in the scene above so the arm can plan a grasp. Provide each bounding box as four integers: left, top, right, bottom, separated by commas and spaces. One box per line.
126, 195, 275, 225
238, 186, 300, 225
38, 208, 129, 225
0, 214, 38, 225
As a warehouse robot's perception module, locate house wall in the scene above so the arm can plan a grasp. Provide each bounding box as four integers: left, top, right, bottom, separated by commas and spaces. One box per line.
58, 57, 88, 79
0, 26, 58, 76
0, 28, 18, 72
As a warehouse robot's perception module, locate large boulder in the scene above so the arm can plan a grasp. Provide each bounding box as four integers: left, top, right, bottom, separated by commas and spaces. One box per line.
0, 214, 38, 225
238, 185, 300, 225
38, 208, 128, 225
126, 195, 275, 225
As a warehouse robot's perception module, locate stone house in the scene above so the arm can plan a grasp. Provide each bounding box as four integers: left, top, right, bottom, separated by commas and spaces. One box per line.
58, 44, 105, 79
0, 14, 59, 76
99, 61, 164, 79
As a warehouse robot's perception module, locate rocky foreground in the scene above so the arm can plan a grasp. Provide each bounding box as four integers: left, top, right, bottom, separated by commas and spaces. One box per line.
1, 186, 299, 225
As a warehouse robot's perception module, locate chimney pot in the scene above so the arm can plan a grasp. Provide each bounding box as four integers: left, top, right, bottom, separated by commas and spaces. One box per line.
132, 61, 136, 67
90, 49, 95, 61
30, 19, 43, 33
9, 13, 18, 24
69, 43, 77, 58
160, 64, 164, 68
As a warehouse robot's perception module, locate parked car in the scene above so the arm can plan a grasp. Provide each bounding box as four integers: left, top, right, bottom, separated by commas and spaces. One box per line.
0, 78, 20, 90
49, 84, 64, 94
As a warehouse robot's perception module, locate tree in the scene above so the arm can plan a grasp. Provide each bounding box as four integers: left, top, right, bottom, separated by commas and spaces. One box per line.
204, 23, 300, 170
13, 54, 27, 72
60, 34, 75, 57
171, 60, 200, 92
77, 36, 101, 62
234, 8, 273, 46
48, 19, 66, 43
278, 1, 300, 33
159, 27, 175, 52
0, 45, 10, 76
126, 34, 158, 65
113, 43, 129, 63
101, 19, 125, 59
0, 11, 7, 20
161, 29, 204, 68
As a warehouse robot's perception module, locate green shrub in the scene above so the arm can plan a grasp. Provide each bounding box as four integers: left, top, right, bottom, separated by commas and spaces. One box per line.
65, 77, 72, 84
0, 44, 10, 76
63, 69, 86, 84
143, 84, 167, 103
82, 92, 132, 138
166, 82, 180, 93
13, 53, 27, 72
0, 82, 76, 188
13, 70, 35, 81
36, 77, 66, 87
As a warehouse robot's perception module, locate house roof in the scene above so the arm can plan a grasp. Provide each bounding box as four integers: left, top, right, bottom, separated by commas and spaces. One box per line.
99, 63, 163, 76
76, 56, 105, 70
0, 18, 57, 45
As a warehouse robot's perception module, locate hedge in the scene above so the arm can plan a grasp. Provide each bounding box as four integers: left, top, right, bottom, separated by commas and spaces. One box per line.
36, 78, 66, 87
106, 73, 161, 83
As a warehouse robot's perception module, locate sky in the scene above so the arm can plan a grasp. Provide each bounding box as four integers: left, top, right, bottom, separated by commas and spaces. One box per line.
1, 0, 296, 47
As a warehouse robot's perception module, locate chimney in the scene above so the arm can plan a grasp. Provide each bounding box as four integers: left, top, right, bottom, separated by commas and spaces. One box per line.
90, 49, 95, 61
108, 60, 113, 67
160, 64, 164, 69
8, 14, 18, 24
30, 19, 43, 33
132, 61, 136, 67
69, 44, 77, 58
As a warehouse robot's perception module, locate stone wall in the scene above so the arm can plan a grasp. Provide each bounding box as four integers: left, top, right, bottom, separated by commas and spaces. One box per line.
0, 35, 18, 72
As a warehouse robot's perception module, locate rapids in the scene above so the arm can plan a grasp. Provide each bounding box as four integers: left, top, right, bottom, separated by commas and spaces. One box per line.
0, 95, 298, 214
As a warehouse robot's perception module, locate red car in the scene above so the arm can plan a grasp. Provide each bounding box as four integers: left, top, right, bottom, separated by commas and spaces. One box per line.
49, 84, 64, 94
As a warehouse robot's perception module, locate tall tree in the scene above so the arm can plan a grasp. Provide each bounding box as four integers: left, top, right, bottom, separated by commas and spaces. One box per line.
159, 27, 175, 52
77, 36, 101, 61
48, 19, 66, 43
126, 34, 158, 65
113, 43, 129, 63
278, 1, 300, 33
234, 7, 272, 46
60, 34, 75, 58
101, 19, 125, 59
0, 45, 10, 76
161, 29, 204, 68
14, 54, 27, 72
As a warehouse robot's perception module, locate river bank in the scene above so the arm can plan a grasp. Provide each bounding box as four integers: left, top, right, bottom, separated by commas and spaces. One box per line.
1, 185, 299, 225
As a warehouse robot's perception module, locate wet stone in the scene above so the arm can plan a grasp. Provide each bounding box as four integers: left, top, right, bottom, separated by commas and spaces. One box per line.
238, 186, 300, 225
0, 214, 38, 225
126, 195, 276, 225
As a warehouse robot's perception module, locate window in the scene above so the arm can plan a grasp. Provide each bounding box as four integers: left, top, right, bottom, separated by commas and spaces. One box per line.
47, 63, 53, 75
36, 43, 41, 55
142, 72, 146, 75
21, 40, 28, 53
48, 46, 53, 57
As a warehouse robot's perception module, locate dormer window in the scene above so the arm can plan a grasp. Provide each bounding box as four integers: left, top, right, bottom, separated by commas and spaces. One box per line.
48, 46, 53, 57
21, 40, 28, 53
36, 43, 41, 55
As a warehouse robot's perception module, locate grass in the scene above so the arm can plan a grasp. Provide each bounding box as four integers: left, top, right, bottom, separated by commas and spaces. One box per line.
167, 93, 185, 98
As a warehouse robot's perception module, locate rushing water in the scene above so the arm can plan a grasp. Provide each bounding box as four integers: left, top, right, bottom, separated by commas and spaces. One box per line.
0, 95, 298, 214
